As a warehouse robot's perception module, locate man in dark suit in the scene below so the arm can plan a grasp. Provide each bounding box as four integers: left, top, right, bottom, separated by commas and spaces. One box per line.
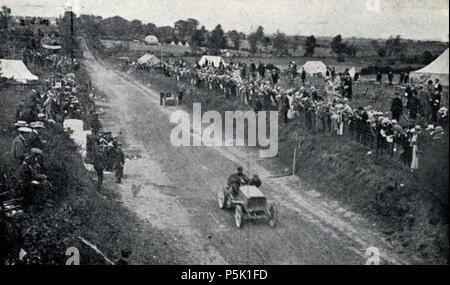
390, 93, 403, 121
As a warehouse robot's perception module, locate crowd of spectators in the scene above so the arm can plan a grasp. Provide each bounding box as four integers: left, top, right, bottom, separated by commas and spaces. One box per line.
132, 56, 448, 170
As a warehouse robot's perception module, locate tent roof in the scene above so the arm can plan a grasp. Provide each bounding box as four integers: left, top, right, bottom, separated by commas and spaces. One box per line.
413, 48, 449, 75
144, 35, 159, 45
302, 61, 327, 75
0, 59, 38, 83
410, 48, 449, 86
136, 53, 160, 65
198, 55, 226, 68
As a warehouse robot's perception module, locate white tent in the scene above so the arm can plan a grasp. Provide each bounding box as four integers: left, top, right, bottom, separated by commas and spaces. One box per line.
144, 35, 159, 45
410, 48, 449, 86
184, 42, 190, 47
302, 61, 327, 76
177, 41, 184, 46
198, 55, 226, 68
0, 59, 38, 83
170, 41, 176, 46
137, 53, 160, 65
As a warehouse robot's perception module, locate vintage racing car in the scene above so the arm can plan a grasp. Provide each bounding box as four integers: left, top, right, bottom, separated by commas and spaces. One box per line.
217, 183, 277, 228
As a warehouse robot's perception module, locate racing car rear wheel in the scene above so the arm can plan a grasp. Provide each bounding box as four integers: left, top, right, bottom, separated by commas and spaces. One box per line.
217, 188, 226, 209
268, 203, 277, 227
235, 205, 243, 228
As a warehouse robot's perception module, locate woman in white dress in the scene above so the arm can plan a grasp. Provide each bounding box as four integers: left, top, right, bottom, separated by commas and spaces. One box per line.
410, 126, 421, 171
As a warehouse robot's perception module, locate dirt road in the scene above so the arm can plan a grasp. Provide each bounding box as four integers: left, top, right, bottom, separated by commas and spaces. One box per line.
83, 46, 415, 264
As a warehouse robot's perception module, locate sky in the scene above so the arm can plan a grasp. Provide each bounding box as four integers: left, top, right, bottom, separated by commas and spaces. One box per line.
1, 0, 449, 41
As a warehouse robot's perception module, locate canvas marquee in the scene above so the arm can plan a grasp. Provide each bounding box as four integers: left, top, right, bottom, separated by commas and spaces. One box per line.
137, 53, 160, 65
197, 55, 226, 68
144, 35, 159, 45
302, 61, 327, 76
410, 48, 449, 86
0, 59, 38, 83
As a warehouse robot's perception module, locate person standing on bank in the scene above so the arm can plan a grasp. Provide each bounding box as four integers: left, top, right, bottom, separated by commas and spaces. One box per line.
390, 92, 403, 121
92, 140, 106, 191
114, 143, 125, 183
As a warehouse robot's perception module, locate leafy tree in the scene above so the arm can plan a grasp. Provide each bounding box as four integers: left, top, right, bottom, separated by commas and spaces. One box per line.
370, 39, 379, 49
59, 10, 80, 57
142, 22, 158, 36
247, 32, 259, 54
331, 34, 345, 56
377, 47, 387, 57
262, 36, 272, 50
174, 18, 199, 41
385, 35, 402, 56
102, 16, 130, 38
129, 19, 143, 35
422, 50, 434, 64
255, 26, 264, 41
0, 5, 11, 29
273, 31, 289, 55
344, 44, 357, 56
227, 30, 241, 49
304, 35, 316, 56
247, 26, 265, 54
191, 25, 208, 47
158, 26, 175, 43
207, 24, 226, 50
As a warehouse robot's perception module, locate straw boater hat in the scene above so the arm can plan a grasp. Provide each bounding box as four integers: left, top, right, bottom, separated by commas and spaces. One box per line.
30, 122, 45, 129
18, 127, 32, 133
425, 124, 434, 131
14, 121, 28, 127
30, 148, 43, 155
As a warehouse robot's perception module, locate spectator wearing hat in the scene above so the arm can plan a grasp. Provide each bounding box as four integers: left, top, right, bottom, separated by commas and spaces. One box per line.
29, 122, 46, 149
19, 148, 49, 207
257, 63, 266, 79
331, 67, 336, 81
410, 126, 421, 171
418, 86, 431, 119
430, 86, 441, 124
271, 70, 279, 85
301, 68, 306, 85
390, 93, 403, 121
343, 74, 353, 100
11, 127, 32, 164
15, 101, 26, 121
92, 140, 106, 191
407, 90, 420, 120
388, 72, 394, 85
376, 72, 382, 84
434, 78, 442, 94
114, 144, 125, 183
404, 72, 409, 84
280, 93, 290, 124
438, 107, 448, 127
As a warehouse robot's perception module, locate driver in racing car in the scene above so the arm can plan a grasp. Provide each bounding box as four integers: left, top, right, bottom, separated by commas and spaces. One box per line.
227, 166, 249, 197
